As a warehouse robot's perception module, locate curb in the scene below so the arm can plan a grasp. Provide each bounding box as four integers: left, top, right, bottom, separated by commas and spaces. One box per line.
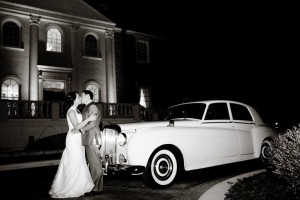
198, 169, 266, 200
0, 159, 60, 171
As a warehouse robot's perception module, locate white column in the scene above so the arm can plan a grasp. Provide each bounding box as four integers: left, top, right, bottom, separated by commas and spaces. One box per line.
29, 14, 40, 101
38, 71, 43, 100
71, 24, 80, 91
105, 29, 117, 103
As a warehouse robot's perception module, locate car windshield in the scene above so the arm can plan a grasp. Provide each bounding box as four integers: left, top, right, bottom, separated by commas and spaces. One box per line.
164, 103, 206, 120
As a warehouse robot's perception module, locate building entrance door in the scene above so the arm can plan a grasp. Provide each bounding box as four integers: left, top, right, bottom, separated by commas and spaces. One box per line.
43, 90, 65, 101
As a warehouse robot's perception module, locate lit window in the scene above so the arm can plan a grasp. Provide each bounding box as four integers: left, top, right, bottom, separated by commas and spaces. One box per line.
1, 78, 19, 100
47, 28, 62, 52
137, 40, 149, 63
139, 88, 151, 108
86, 84, 99, 102
85, 35, 98, 57
2, 21, 20, 47
43, 80, 65, 89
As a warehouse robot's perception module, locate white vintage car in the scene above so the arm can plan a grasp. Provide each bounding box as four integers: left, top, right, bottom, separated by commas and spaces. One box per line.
101, 100, 276, 188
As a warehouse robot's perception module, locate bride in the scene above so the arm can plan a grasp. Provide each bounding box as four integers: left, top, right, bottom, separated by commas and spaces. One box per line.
49, 91, 96, 198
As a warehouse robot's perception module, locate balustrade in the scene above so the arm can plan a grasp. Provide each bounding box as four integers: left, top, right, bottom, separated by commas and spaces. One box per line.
0, 100, 140, 120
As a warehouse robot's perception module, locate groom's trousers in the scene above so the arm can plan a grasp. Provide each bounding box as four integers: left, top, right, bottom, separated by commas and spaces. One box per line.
86, 145, 103, 192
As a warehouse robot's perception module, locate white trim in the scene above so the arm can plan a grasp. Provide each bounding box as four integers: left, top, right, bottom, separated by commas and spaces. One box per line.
125, 29, 168, 41
37, 65, 73, 73
82, 56, 102, 61
0, 46, 24, 51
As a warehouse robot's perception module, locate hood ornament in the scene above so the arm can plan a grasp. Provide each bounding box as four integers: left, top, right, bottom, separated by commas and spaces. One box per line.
168, 120, 175, 127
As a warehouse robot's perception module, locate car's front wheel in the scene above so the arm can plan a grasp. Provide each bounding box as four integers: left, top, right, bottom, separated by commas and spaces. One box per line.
142, 149, 178, 188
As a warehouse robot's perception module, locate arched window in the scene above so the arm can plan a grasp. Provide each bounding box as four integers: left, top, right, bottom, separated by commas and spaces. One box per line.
2, 21, 20, 47
1, 78, 19, 100
86, 83, 100, 102
47, 28, 62, 52
85, 34, 97, 57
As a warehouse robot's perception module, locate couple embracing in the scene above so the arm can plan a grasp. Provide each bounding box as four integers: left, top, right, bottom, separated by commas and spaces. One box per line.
49, 90, 103, 198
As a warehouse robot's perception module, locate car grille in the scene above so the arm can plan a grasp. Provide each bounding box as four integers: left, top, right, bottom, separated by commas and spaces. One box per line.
101, 128, 118, 164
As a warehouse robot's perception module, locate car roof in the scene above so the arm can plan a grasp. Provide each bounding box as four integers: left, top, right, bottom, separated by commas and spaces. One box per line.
170, 100, 250, 108
168, 100, 265, 125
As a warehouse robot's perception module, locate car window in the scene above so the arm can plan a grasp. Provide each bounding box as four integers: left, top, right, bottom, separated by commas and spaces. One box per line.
164, 103, 206, 120
204, 103, 230, 120
230, 103, 253, 121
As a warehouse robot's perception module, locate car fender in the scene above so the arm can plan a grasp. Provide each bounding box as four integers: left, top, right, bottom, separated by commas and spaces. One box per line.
251, 125, 275, 157
126, 126, 206, 170
126, 127, 176, 167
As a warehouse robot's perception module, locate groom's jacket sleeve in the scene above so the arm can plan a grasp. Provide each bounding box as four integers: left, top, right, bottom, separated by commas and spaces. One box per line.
82, 104, 101, 133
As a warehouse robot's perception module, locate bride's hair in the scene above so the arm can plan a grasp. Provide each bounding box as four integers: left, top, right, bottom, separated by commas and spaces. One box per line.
65, 91, 78, 110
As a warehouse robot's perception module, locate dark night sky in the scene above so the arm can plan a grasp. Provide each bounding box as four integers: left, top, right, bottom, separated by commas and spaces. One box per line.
89, 0, 299, 128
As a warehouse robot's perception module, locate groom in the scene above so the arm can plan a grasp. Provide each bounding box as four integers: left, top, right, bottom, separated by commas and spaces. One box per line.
80, 90, 103, 196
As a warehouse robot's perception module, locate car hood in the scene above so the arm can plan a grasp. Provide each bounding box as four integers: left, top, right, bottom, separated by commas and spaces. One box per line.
115, 119, 201, 132
117, 121, 170, 131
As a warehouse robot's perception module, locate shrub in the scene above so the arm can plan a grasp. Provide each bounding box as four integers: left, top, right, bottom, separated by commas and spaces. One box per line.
269, 125, 300, 195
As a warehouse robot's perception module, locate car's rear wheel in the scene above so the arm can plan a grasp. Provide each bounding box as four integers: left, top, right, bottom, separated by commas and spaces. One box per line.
142, 149, 178, 188
260, 141, 272, 164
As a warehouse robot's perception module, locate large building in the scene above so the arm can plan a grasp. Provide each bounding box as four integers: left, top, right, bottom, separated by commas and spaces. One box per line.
0, 0, 172, 149
0, 0, 117, 103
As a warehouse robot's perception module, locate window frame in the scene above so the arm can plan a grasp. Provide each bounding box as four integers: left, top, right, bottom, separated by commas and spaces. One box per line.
84, 80, 101, 102
1, 76, 21, 100
136, 40, 149, 63
45, 26, 63, 53
0, 18, 23, 48
230, 103, 253, 122
204, 103, 230, 121
84, 33, 99, 58
139, 87, 152, 108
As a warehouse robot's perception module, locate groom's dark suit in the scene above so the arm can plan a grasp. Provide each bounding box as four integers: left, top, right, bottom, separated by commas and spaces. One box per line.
81, 101, 103, 193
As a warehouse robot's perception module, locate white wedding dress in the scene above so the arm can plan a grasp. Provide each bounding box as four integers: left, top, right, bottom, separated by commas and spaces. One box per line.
49, 106, 94, 198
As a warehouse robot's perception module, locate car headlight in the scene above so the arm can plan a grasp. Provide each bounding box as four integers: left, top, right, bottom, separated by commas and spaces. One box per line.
117, 133, 127, 146
119, 154, 127, 164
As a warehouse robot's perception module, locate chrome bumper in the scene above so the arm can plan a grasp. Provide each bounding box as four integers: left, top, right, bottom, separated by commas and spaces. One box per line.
103, 163, 145, 175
